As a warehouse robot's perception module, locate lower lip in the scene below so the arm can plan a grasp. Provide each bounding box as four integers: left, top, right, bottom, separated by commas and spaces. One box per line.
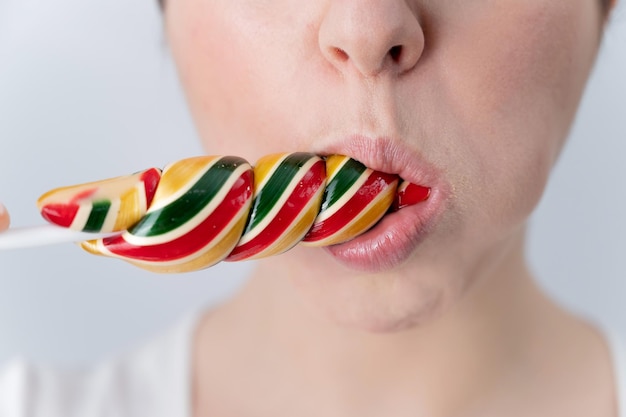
324, 188, 443, 272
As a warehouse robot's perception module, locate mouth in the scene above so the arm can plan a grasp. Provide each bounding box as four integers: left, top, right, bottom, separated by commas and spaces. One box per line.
310, 135, 448, 272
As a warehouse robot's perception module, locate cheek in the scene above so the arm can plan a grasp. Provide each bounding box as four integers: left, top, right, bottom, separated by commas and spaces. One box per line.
166, 2, 275, 157
442, 2, 599, 124
433, 2, 600, 229
165, 1, 320, 160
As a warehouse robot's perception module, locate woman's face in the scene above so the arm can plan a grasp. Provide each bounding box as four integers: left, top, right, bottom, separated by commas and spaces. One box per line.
165, 1, 605, 331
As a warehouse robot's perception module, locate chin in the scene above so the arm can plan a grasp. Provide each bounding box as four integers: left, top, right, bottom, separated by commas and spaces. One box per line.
327, 298, 447, 334
291, 264, 463, 334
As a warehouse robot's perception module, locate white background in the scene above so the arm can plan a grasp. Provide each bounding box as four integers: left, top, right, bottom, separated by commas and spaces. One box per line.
0, 0, 624, 368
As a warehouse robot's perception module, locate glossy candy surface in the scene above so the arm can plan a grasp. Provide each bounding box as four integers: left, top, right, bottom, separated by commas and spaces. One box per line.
81, 156, 254, 273
227, 153, 326, 261
393, 181, 431, 211
302, 155, 399, 246
37, 168, 161, 233
39, 153, 430, 273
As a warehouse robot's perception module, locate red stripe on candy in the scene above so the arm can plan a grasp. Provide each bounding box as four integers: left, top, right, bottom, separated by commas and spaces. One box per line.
102, 171, 252, 262
392, 183, 430, 211
304, 171, 397, 242
69, 188, 97, 204
140, 168, 162, 208
41, 204, 80, 228
227, 160, 325, 261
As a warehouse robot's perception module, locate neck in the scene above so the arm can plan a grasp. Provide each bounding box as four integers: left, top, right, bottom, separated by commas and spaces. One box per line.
196, 231, 567, 416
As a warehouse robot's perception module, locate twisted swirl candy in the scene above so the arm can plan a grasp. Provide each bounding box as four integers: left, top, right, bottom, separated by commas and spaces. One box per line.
37, 168, 161, 233
226, 153, 326, 262
302, 155, 399, 246
38, 153, 429, 273
83, 156, 254, 273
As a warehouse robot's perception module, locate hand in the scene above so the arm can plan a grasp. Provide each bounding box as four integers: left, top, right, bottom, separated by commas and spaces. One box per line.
0, 203, 10, 232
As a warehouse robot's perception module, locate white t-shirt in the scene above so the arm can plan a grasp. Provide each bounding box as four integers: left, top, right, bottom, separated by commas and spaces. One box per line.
0, 313, 197, 417
0, 315, 624, 417
605, 327, 626, 417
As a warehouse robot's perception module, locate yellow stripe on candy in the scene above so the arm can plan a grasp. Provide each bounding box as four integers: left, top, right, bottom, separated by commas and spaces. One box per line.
100, 203, 251, 274
266, 196, 321, 254
325, 154, 350, 180
252, 153, 290, 191
112, 184, 144, 231
82, 156, 255, 273
310, 183, 396, 246
38, 153, 429, 274
145, 157, 221, 212
37, 169, 161, 233
227, 153, 326, 261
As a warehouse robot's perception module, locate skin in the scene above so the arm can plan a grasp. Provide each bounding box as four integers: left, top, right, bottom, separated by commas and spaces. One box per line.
0, 0, 618, 415
0, 204, 8, 233
165, 0, 610, 329
161, 0, 620, 416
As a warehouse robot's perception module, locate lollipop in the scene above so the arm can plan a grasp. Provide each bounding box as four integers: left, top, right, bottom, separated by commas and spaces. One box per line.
226, 153, 326, 261
302, 155, 398, 246
393, 180, 432, 211
81, 156, 254, 273
28, 153, 430, 273
37, 168, 161, 233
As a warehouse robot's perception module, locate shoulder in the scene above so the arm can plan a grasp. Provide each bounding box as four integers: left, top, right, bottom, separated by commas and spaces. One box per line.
0, 312, 199, 417
600, 323, 626, 417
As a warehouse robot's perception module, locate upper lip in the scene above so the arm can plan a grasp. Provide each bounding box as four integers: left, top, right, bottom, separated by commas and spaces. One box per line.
311, 135, 440, 189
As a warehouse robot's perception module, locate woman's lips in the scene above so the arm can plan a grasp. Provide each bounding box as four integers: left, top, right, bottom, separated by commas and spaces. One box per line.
325, 184, 443, 272
314, 135, 448, 272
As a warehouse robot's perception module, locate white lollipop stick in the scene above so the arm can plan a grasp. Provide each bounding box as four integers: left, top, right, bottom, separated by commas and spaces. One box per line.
0, 225, 120, 251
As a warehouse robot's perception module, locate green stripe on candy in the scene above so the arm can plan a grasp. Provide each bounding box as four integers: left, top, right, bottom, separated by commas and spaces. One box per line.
322, 158, 366, 211
130, 156, 244, 238
83, 200, 112, 232
243, 153, 316, 234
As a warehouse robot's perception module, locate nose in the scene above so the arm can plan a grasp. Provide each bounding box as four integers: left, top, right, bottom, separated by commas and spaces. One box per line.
318, 0, 425, 77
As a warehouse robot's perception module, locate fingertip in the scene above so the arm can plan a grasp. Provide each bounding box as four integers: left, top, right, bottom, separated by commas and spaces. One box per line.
0, 203, 10, 232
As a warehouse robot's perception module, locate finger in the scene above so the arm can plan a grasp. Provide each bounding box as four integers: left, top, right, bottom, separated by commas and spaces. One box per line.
0, 203, 10, 232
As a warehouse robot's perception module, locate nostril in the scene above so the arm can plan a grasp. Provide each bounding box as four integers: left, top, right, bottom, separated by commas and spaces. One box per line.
389, 45, 403, 62
331, 47, 350, 62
